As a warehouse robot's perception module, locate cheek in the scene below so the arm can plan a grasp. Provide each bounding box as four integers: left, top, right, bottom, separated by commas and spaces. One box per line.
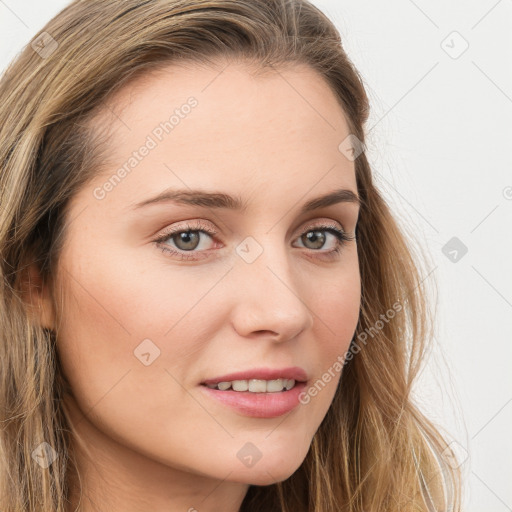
301, 258, 360, 414
53, 242, 225, 413
53, 253, 214, 465
313, 255, 361, 349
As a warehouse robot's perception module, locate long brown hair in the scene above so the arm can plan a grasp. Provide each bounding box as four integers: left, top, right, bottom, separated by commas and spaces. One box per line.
0, 0, 461, 510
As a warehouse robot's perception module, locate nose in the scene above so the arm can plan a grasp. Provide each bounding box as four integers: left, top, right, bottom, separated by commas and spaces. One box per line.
228, 243, 315, 342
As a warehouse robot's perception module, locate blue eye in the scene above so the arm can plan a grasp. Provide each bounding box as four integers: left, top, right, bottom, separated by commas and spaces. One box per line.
154, 221, 355, 261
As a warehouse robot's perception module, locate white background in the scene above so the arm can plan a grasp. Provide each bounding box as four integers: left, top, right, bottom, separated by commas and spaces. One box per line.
1, 1, 511, 510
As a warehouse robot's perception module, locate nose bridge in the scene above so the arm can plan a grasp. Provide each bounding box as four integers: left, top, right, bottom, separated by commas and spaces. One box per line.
229, 232, 314, 339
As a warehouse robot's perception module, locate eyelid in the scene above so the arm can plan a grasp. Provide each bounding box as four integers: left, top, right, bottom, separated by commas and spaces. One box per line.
155, 219, 345, 242
155, 219, 218, 239
299, 218, 345, 234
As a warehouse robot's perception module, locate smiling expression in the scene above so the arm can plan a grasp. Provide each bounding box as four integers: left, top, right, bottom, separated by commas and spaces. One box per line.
50, 58, 362, 485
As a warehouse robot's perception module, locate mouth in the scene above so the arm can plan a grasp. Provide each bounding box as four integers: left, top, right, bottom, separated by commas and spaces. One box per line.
198, 378, 309, 418
199, 366, 309, 394
200, 377, 305, 393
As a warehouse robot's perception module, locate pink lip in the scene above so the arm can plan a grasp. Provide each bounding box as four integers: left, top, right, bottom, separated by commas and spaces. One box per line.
199, 381, 308, 418
201, 366, 308, 385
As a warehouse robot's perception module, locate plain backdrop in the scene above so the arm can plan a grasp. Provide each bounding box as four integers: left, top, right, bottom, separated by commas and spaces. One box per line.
1, 1, 511, 510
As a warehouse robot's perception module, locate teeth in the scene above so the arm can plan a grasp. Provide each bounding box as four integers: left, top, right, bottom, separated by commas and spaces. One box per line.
248, 379, 267, 392
265, 379, 284, 392
205, 378, 297, 392
232, 380, 248, 391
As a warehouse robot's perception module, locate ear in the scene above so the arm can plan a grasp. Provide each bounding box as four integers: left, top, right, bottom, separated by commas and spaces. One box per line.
20, 261, 56, 331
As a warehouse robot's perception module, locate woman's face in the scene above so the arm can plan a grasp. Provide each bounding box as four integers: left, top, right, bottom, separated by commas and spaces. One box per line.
48, 60, 361, 492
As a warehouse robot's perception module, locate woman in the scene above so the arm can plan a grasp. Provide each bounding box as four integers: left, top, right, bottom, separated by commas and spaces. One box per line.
0, 0, 461, 510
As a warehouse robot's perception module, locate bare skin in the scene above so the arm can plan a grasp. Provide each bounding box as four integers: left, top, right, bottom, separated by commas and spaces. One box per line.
32, 58, 361, 512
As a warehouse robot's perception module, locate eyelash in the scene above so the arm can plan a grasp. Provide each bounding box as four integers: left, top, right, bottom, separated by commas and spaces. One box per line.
153, 220, 355, 261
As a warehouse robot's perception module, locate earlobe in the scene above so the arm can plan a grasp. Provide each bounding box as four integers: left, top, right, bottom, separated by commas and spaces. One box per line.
21, 262, 56, 331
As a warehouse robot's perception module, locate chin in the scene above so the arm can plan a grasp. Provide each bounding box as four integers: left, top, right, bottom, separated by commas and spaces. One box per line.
227, 459, 303, 486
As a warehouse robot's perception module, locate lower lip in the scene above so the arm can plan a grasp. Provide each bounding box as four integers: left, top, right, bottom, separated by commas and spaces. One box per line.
199, 382, 307, 418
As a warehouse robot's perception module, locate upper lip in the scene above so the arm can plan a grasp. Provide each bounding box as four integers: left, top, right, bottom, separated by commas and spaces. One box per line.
201, 366, 308, 385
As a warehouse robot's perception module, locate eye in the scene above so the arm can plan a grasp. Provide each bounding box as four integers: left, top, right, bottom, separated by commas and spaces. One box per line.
293, 222, 355, 260
153, 220, 355, 261
154, 220, 218, 261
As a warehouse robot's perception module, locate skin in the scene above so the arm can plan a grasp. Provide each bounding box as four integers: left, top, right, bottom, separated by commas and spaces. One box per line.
33, 58, 361, 512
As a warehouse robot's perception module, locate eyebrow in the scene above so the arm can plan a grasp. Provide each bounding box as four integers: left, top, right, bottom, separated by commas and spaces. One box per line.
129, 187, 361, 214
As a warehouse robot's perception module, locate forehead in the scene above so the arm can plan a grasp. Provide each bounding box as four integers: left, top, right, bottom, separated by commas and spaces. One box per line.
79, 59, 357, 212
